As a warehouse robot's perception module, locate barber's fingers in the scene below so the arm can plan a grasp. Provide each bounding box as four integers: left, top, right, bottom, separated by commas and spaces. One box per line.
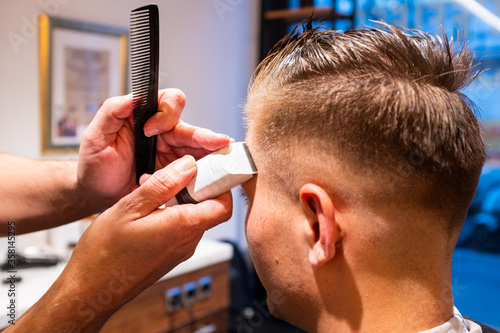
85, 95, 133, 136
86, 88, 182, 140
143, 89, 186, 137
180, 191, 233, 232
117, 155, 197, 217
164, 121, 231, 150
151, 191, 233, 235
157, 121, 231, 159
139, 173, 152, 185
80, 94, 133, 155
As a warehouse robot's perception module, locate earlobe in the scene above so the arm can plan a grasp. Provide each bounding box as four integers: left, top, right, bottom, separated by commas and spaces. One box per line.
300, 184, 339, 268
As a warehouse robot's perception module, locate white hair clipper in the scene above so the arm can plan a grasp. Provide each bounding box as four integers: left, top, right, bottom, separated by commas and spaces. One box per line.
165, 142, 257, 206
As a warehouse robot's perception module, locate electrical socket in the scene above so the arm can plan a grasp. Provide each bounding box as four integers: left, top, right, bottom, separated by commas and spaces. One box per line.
165, 287, 182, 313
198, 276, 212, 300
182, 282, 197, 309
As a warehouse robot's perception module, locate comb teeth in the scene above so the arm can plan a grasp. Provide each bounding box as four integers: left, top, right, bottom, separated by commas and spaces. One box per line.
130, 5, 159, 108
130, 4, 159, 184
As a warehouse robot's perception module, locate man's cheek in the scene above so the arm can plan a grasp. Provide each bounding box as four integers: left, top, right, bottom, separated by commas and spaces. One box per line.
249, 213, 270, 235
246, 214, 268, 247
245, 220, 259, 247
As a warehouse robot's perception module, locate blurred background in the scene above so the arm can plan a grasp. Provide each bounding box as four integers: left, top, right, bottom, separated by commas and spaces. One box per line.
0, 0, 499, 331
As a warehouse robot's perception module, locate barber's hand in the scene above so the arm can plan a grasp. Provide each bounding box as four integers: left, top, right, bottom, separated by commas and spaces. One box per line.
77, 89, 231, 208
15, 156, 232, 331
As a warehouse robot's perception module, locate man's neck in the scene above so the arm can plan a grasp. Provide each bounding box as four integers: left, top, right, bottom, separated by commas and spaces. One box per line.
314, 263, 454, 333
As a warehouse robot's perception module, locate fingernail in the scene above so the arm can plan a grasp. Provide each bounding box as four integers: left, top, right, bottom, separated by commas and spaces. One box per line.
144, 128, 159, 137
172, 155, 196, 172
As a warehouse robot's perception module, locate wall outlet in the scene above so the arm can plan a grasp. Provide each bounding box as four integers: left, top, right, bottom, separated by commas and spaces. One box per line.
165, 287, 182, 313
182, 282, 197, 309
198, 276, 212, 300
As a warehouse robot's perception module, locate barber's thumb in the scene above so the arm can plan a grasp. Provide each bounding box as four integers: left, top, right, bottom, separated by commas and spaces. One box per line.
127, 155, 197, 214
169, 155, 196, 173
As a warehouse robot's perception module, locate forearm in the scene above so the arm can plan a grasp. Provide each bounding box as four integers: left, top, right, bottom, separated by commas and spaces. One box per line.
2, 272, 123, 332
1, 154, 232, 332
0, 153, 108, 235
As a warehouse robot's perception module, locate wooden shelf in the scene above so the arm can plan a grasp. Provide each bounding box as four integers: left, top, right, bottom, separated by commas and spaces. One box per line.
259, 0, 356, 61
264, 6, 352, 22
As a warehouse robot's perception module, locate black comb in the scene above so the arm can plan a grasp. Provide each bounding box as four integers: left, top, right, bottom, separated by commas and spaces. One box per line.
130, 4, 159, 184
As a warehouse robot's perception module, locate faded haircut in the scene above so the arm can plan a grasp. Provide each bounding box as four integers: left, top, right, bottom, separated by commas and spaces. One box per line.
245, 22, 486, 231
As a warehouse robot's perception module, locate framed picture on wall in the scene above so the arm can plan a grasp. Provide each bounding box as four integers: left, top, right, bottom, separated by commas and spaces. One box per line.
39, 14, 128, 155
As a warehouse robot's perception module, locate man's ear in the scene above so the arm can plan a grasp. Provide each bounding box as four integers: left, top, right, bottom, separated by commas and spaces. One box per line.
300, 184, 340, 268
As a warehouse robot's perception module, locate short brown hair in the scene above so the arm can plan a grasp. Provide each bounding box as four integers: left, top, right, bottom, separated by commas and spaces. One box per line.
245, 22, 485, 230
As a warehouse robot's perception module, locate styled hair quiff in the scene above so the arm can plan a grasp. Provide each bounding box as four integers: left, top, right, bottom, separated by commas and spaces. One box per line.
245, 22, 486, 229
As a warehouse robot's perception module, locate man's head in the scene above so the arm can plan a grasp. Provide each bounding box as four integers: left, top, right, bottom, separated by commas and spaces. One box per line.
242, 22, 485, 331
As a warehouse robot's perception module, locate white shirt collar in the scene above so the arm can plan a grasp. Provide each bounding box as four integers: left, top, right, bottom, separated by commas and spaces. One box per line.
419, 307, 483, 333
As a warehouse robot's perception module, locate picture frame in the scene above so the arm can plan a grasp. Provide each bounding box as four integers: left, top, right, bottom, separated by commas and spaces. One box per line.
39, 14, 128, 155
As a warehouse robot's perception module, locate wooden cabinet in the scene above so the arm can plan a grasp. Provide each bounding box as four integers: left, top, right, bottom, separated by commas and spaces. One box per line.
100, 240, 233, 333
101, 261, 230, 333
